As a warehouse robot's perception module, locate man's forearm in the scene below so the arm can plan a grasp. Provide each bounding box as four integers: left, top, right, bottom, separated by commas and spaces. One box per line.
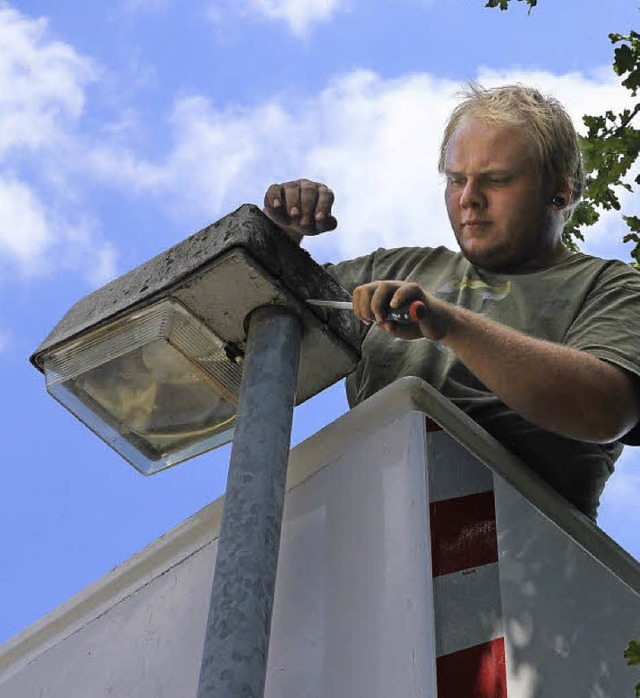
439, 302, 638, 443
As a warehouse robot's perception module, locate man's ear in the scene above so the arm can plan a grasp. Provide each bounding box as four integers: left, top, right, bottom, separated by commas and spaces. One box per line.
549, 178, 572, 209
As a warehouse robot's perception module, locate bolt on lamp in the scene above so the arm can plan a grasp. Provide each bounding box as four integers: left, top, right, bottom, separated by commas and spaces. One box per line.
30, 204, 362, 697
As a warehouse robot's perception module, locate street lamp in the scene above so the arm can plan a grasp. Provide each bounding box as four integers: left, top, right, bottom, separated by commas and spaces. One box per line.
30, 204, 362, 697
31, 204, 360, 472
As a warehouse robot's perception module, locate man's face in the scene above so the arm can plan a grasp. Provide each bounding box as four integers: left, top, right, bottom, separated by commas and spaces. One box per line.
444, 116, 557, 272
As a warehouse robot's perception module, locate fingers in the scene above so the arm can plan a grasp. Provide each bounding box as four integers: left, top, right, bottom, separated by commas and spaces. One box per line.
315, 185, 337, 232
354, 282, 425, 321
371, 283, 400, 324
353, 282, 387, 325
264, 182, 285, 215
299, 180, 318, 232
263, 179, 336, 236
264, 182, 291, 228
388, 283, 426, 312
353, 281, 428, 340
352, 283, 379, 325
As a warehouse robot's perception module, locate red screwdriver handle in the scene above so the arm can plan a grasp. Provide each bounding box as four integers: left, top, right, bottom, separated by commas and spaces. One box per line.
385, 300, 426, 325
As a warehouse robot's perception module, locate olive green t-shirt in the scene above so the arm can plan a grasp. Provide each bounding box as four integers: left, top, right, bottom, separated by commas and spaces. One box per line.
326, 246, 640, 520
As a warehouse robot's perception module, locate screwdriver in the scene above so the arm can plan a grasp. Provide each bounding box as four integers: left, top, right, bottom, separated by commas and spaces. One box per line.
307, 299, 425, 325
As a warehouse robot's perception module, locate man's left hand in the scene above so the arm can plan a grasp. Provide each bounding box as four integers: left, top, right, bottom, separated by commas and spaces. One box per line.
352, 280, 452, 341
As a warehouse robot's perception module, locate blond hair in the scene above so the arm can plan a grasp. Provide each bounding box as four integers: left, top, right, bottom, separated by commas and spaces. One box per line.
439, 84, 584, 219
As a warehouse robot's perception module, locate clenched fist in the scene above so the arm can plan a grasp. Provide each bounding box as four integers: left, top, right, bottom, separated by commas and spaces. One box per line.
263, 179, 338, 241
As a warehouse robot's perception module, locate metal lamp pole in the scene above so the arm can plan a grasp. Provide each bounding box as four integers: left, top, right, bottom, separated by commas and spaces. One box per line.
197, 305, 303, 698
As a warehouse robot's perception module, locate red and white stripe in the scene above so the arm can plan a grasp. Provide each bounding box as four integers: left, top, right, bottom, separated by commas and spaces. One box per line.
425, 417, 507, 698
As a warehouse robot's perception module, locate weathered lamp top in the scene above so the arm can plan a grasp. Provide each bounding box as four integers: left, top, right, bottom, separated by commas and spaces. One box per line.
32, 204, 361, 375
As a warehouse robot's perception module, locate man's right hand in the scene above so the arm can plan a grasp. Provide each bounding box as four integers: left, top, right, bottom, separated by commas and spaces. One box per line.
263, 179, 337, 242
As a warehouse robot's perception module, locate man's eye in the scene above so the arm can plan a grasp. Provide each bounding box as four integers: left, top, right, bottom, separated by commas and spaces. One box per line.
447, 176, 465, 186
488, 177, 510, 185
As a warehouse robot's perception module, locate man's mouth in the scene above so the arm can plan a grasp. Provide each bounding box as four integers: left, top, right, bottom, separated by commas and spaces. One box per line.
461, 221, 492, 238
462, 220, 491, 228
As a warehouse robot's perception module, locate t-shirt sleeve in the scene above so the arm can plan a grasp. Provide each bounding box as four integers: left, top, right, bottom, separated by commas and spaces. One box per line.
563, 262, 640, 445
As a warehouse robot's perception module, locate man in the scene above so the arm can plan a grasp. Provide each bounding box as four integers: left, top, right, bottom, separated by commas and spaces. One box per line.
262, 84, 640, 520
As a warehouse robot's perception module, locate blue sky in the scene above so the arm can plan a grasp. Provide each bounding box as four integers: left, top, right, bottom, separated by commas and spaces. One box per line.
0, 0, 638, 643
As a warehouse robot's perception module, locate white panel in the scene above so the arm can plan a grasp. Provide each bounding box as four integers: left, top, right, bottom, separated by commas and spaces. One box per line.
427, 430, 494, 502
0, 542, 216, 697
265, 411, 437, 698
433, 563, 503, 657
495, 477, 640, 698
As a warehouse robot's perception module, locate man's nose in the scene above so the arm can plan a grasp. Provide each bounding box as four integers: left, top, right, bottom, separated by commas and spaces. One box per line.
460, 180, 486, 209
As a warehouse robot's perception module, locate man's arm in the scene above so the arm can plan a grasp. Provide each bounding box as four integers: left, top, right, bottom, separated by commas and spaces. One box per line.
354, 280, 640, 444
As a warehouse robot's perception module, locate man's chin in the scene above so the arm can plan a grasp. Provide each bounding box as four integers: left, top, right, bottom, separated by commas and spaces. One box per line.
459, 242, 511, 271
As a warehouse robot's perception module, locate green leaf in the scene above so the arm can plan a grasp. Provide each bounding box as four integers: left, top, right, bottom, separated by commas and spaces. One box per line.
622, 216, 640, 232
614, 44, 635, 75
626, 642, 640, 698
624, 639, 640, 665
483, 0, 537, 11
609, 31, 640, 95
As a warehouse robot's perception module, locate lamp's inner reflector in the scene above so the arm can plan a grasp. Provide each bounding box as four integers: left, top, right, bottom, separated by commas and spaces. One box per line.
41, 298, 242, 474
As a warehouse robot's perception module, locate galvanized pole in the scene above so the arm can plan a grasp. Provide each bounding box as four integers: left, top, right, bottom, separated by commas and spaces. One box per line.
197, 305, 302, 698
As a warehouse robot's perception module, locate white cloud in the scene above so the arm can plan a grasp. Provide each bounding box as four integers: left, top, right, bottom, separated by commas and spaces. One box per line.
207, 0, 345, 38
247, 0, 343, 37
55, 214, 119, 285
0, 175, 117, 282
0, 176, 52, 271
87, 66, 634, 266
0, 5, 116, 285
0, 6, 94, 156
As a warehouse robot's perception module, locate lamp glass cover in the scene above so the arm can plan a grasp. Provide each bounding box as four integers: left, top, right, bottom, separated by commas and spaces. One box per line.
41, 298, 242, 474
